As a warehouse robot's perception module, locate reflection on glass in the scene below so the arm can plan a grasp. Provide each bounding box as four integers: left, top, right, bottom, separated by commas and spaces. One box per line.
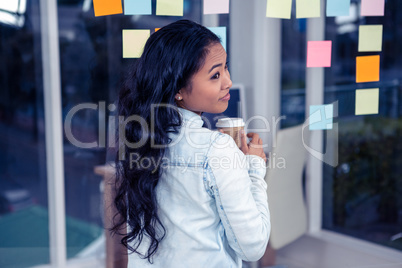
0, 0, 49, 267
57, 0, 207, 263
323, 1, 402, 251
0, 0, 27, 28
280, 5, 307, 128
0, 1, 21, 13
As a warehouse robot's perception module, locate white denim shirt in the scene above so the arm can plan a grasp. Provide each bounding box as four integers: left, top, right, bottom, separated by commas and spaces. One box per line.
128, 108, 270, 268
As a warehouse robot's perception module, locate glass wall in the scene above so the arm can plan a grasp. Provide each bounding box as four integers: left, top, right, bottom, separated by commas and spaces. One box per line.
0, 0, 50, 267
2, 0, 400, 266
1, 0, 230, 266
57, 0, 228, 264
322, 0, 402, 251
280, 4, 306, 128
279, 0, 402, 252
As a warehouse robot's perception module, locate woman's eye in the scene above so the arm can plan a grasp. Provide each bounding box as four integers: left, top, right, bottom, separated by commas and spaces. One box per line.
212, 72, 220, 79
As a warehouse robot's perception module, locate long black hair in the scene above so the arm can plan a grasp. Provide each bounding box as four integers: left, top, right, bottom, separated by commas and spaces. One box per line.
113, 20, 220, 263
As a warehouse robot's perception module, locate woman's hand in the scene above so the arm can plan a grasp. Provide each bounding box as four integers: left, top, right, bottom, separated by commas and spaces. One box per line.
240, 131, 266, 162
218, 129, 267, 162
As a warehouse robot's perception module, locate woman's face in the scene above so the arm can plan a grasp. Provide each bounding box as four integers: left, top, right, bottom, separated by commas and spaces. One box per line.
176, 43, 232, 115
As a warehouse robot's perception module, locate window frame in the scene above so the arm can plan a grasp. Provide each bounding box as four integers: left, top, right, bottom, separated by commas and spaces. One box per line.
39, 0, 66, 266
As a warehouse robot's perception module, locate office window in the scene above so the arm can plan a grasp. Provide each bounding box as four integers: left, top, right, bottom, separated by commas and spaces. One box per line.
322, 1, 402, 251
2, 0, 230, 266
0, 0, 50, 267
57, 0, 229, 263
281, 15, 307, 128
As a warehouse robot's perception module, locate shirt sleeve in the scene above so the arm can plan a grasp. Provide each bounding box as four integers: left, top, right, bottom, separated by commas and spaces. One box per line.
206, 133, 271, 261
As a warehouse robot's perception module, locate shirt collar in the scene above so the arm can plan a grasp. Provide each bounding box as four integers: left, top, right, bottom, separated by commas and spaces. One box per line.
177, 107, 204, 128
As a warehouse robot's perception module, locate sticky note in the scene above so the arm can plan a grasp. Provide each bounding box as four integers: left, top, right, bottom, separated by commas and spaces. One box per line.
309, 104, 333, 130
358, 25, 383, 52
361, 0, 385, 16
156, 0, 183, 16
355, 88, 379, 115
326, 0, 350, 17
296, 0, 320, 18
204, 0, 229, 14
208, 27, 227, 51
266, 0, 292, 19
155, 28, 161, 32
93, 0, 123, 16
122, 30, 150, 58
356, 55, 380, 83
124, 0, 152, 15
307, 41, 332, 68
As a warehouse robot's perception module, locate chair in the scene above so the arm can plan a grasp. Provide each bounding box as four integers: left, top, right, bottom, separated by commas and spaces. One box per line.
260, 124, 309, 266
94, 164, 128, 268
266, 124, 309, 249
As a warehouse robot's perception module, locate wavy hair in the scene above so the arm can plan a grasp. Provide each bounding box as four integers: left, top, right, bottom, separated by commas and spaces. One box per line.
112, 20, 220, 263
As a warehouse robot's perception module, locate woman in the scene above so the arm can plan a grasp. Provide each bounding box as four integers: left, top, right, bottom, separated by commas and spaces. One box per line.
113, 20, 270, 267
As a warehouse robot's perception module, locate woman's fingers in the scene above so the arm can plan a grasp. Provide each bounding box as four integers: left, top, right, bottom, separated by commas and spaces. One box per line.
247, 133, 261, 148
244, 132, 267, 161
240, 130, 248, 154
261, 152, 267, 162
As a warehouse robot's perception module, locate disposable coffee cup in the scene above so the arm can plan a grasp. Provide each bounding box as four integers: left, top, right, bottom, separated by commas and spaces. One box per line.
216, 118, 245, 148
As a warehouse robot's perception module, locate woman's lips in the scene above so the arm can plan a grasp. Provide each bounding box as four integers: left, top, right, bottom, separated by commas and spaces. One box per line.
220, 93, 230, 101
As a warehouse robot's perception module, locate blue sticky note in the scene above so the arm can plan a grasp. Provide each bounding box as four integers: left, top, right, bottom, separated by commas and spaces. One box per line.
326, 0, 350, 17
309, 104, 333, 130
208, 27, 227, 51
124, 0, 152, 15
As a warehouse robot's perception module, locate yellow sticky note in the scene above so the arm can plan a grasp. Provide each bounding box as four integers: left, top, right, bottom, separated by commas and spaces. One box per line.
93, 0, 123, 16
358, 25, 383, 52
355, 88, 379, 115
122, 30, 150, 58
266, 0, 292, 19
156, 0, 183, 16
296, 0, 320, 18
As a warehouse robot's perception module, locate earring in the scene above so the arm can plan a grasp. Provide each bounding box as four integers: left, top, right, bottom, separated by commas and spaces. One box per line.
177, 96, 182, 100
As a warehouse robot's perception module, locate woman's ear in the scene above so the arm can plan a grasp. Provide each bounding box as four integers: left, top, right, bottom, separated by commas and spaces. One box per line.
175, 90, 183, 101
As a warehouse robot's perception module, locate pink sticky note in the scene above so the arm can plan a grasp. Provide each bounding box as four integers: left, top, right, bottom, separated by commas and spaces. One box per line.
361, 0, 385, 16
307, 41, 332, 68
204, 0, 229, 14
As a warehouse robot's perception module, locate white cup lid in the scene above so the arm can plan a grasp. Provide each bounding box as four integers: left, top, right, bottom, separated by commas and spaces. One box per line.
215, 118, 245, 128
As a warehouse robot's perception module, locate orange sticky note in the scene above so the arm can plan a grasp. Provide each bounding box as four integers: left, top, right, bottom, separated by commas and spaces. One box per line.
356, 55, 380, 83
93, 0, 123, 16
155, 28, 161, 32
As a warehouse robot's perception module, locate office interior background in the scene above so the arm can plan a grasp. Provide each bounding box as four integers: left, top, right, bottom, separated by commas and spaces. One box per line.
0, 0, 401, 267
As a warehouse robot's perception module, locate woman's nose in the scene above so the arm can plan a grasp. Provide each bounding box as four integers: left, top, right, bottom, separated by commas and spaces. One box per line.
224, 70, 232, 89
